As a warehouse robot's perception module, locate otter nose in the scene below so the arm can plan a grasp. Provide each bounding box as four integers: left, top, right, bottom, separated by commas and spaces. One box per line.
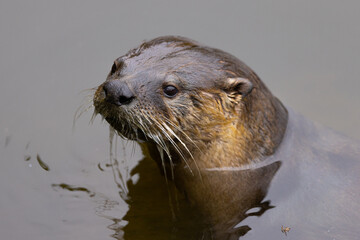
103, 81, 135, 106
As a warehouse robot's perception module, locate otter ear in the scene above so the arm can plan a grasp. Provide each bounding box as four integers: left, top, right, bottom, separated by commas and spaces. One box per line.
222, 77, 253, 100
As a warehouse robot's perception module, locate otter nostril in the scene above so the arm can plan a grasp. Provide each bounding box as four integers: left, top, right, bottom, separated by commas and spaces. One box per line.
103, 81, 135, 106
118, 95, 135, 105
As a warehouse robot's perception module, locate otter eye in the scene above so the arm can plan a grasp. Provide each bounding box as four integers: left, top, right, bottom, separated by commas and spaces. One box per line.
163, 85, 179, 98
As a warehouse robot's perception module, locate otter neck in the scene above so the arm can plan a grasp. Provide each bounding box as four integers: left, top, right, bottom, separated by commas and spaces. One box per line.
239, 92, 288, 165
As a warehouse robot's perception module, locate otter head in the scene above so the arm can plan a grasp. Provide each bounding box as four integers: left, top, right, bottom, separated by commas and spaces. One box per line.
94, 36, 288, 169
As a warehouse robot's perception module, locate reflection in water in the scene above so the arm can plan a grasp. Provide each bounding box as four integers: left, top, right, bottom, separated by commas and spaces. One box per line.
104, 155, 281, 240
121, 157, 209, 240
106, 218, 127, 240
173, 161, 281, 239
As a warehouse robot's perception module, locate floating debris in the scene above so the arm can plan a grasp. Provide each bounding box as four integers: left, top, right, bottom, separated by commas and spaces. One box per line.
97, 163, 105, 171
24, 155, 31, 161
51, 183, 95, 197
36, 154, 50, 171
281, 225, 291, 236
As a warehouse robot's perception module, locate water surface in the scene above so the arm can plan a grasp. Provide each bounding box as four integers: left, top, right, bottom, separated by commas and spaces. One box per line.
1, 1, 359, 239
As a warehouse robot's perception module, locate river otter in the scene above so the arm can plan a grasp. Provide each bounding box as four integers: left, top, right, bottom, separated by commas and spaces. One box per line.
93, 36, 360, 239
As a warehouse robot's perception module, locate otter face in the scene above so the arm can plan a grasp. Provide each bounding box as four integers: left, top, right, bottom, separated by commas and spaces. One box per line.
93, 37, 254, 155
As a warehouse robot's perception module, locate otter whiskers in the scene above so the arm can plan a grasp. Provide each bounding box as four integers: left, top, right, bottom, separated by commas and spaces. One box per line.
73, 88, 97, 130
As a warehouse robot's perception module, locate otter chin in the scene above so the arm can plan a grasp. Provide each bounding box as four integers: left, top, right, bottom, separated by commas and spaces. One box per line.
93, 36, 360, 239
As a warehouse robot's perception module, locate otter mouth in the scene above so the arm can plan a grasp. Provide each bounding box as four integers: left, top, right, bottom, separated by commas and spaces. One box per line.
105, 116, 148, 141
94, 93, 149, 141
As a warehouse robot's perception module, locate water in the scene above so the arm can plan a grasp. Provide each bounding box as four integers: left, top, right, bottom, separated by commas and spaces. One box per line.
1, 1, 359, 239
